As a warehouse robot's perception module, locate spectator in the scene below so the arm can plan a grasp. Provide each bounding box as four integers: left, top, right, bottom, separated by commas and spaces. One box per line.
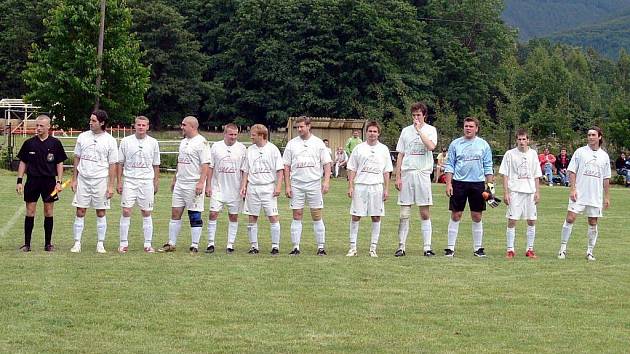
538, 147, 556, 186
434, 147, 448, 183
555, 148, 571, 186
615, 152, 627, 176
323, 139, 333, 161
344, 129, 362, 157
334, 146, 348, 178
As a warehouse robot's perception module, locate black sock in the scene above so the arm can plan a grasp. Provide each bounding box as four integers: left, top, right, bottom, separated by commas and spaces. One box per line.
24, 216, 35, 246
44, 217, 54, 246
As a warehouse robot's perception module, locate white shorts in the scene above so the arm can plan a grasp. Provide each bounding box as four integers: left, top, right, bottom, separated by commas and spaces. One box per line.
350, 184, 385, 217
505, 191, 537, 220
121, 178, 154, 211
72, 175, 111, 209
398, 170, 433, 206
289, 180, 323, 209
568, 200, 602, 217
244, 183, 278, 216
209, 196, 241, 215
171, 181, 205, 212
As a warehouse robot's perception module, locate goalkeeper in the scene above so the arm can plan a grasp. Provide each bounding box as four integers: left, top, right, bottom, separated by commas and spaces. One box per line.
443, 117, 495, 258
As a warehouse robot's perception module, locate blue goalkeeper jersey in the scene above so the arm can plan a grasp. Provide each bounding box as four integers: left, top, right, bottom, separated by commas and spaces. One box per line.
444, 136, 493, 182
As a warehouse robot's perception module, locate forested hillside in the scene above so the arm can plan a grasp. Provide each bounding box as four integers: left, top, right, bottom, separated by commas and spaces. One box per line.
502, 0, 630, 40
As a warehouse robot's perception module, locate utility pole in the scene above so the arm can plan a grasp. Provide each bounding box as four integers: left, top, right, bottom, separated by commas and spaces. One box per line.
94, 0, 106, 109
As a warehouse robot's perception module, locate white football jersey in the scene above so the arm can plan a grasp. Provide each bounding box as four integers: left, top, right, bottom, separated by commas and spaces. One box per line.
283, 134, 332, 184
119, 134, 160, 180
568, 146, 611, 208
243, 141, 284, 185
176, 134, 211, 183
209, 140, 246, 202
499, 147, 542, 194
74, 130, 118, 179
396, 124, 437, 172
347, 141, 393, 185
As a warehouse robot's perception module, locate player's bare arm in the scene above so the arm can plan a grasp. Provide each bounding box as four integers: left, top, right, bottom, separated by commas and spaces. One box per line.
322, 162, 331, 194
347, 170, 355, 198
274, 169, 283, 197
16, 161, 26, 194
445, 172, 453, 197
383, 171, 390, 201
395, 152, 404, 191
54, 161, 64, 194
240, 171, 248, 198
71, 155, 80, 192
502, 174, 510, 205
116, 162, 124, 194
283, 165, 292, 198
107, 163, 116, 199
568, 171, 577, 201
196, 163, 209, 195
153, 165, 160, 194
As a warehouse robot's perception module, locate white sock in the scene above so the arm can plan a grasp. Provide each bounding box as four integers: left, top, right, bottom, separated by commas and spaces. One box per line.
73, 216, 85, 242
227, 221, 238, 248
587, 224, 598, 254
290, 220, 302, 249
349, 220, 359, 248
270, 222, 281, 248
96, 216, 107, 242
370, 221, 381, 251
313, 219, 325, 248
560, 220, 573, 252
168, 219, 182, 246
248, 223, 258, 248
119, 216, 130, 247
397, 217, 410, 250
191, 226, 202, 247
472, 221, 483, 251
526, 225, 536, 250
447, 219, 460, 251
421, 219, 432, 251
207, 220, 217, 246
506, 227, 515, 251
143, 216, 153, 247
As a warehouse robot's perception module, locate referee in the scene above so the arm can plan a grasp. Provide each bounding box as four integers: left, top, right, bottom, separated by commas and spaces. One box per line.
16, 115, 68, 252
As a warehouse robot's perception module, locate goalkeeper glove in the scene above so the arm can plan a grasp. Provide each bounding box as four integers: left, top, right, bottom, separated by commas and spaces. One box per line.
485, 182, 501, 208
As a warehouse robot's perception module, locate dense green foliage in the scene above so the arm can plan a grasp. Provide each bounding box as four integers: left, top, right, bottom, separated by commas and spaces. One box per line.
502, 0, 630, 41
23, 0, 150, 128
0, 0, 628, 151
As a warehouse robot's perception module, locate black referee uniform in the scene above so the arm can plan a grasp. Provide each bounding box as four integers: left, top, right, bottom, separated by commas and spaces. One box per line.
16, 135, 68, 249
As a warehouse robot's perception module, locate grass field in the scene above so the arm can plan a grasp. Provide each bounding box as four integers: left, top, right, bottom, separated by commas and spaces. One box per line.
0, 171, 628, 353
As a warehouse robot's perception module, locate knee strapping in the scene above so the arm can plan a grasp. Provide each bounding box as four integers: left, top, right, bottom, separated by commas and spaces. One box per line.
400, 206, 411, 219
188, 211, 203, 227
310, 208, 322, 221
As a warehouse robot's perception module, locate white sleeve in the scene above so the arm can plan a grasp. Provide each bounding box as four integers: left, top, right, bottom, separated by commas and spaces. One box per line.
282, 141, 292, 166
498, 153, 509, 176
74, 136, 82, 158
347, 150, 358, 171
428, 126, 438, 145
118, 140, 126, 164
274, 146, 284, 171
108, 138, 118, 164
384, 147, 393, 172
153, 139, 161, 165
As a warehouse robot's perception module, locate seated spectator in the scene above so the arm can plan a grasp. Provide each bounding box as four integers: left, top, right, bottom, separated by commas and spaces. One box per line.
434, 147, 448, 183
615, 152, 627, 177
538, 147, 556, 186
334, 146, 348, 178
323, 139, 333, 161
555, 147, 570, 186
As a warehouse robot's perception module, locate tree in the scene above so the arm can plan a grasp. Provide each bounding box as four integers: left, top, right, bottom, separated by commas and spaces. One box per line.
129, 0, 208, 129
24, 0, 149, 128
0, 0, 55, 98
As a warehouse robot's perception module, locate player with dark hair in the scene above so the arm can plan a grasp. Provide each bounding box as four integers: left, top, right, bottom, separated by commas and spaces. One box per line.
558, 127, 611, 261
70, 109, 118, 253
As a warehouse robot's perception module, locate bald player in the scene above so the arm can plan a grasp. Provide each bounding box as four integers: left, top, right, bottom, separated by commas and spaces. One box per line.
158, 116, 210, 254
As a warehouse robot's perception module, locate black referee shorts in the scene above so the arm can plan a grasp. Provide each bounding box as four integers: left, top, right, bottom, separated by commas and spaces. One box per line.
24, 176, 59, 203
449, 180, 486, 212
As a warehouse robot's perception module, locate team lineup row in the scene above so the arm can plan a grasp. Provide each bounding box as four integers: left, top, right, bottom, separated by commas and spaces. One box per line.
15, 104, 611, 260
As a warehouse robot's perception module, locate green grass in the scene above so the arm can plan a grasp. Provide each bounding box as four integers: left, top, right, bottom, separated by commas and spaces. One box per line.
0, 173, 628, 353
